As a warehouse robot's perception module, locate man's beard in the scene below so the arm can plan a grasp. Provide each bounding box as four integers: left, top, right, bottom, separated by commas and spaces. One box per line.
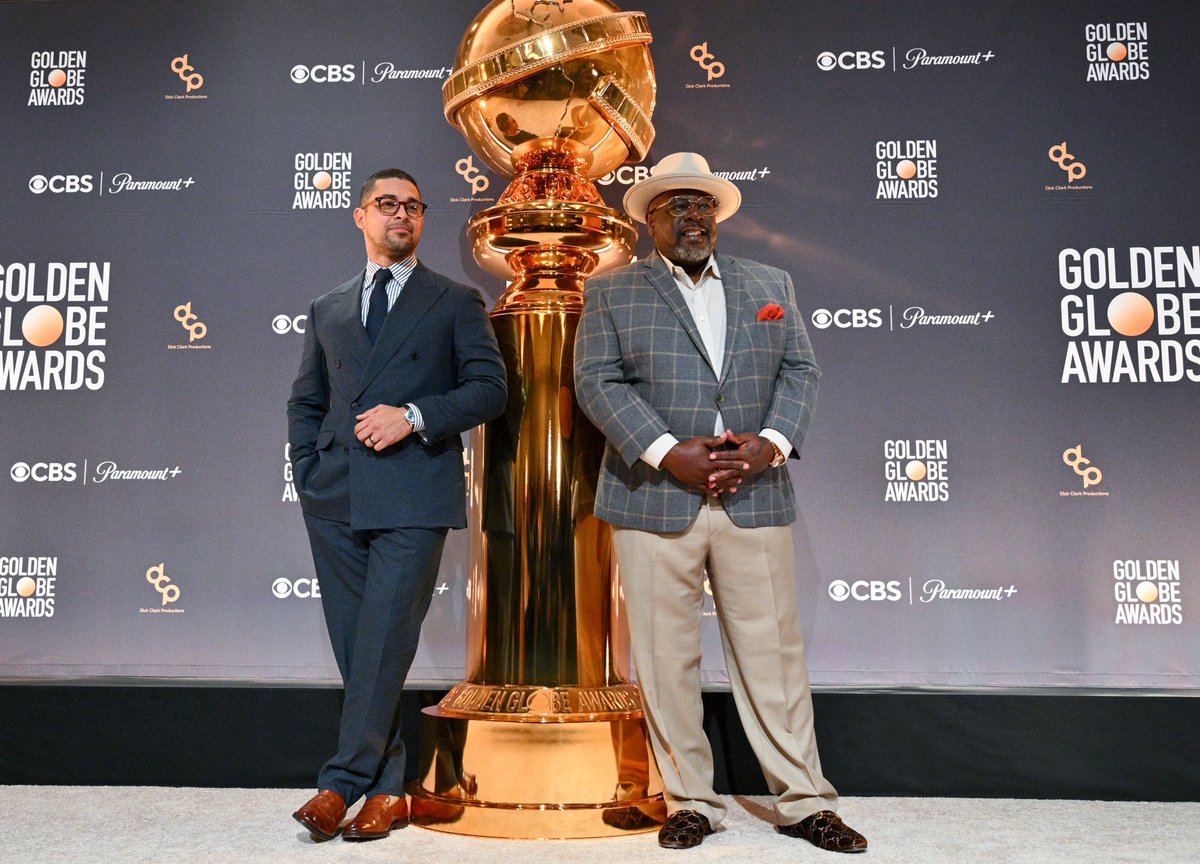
382, 232, 415, 259
665, 239, 712, 264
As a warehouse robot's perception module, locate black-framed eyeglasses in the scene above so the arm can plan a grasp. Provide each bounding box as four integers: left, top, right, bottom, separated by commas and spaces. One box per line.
647, 195, 719, 219
368, 196, 428, 218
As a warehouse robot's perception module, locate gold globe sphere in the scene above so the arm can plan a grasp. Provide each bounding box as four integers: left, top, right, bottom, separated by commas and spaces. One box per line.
444, 0, 656, 179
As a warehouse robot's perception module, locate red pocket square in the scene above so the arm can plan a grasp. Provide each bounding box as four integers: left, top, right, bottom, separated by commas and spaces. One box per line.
756, 303, 785, 321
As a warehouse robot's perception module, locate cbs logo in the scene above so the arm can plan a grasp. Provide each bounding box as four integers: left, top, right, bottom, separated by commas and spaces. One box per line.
272, 577, 321, 599
816, 51, 887, 71
29, 174, 94, 194
290, 63, 355, 84
597, 165, 652, 186
811, 308, 883, 329
10, 461, 77, 483
272, 314, 307, 335
828, 579, 902, 602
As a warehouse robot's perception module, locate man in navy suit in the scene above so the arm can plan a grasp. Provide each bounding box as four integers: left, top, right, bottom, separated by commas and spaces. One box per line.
575, 153, 866, 853
288, 168, 506, 842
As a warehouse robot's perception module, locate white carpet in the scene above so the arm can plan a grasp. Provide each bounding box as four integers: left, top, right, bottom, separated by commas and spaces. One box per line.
0, 787, 1195, 864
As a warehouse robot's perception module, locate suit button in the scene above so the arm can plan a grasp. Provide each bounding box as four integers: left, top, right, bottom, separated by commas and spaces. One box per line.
351, 401, 359, 409
715, 394, 725, 404
343, 446, 349, 454
334, 360, 342, 368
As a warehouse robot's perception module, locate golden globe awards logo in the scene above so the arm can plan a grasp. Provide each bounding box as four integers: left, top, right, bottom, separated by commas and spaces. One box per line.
884, 439, 949, 502
1086, 23, 1149, 82
0, 556, 58, 618
0, 262, 109, 391
1112, 559, 1181, 625
29, 50, 86, 106
282, 443, 298, 503
293, 152, 352, 209
876, 140, 938, 200
1058, 246, 1200, 383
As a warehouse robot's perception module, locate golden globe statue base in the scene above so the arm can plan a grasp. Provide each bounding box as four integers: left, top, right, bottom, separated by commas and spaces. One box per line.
410, 688, 666, 839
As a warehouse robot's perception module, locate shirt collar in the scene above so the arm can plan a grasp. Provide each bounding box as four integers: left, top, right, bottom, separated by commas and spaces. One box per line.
658, 251, 720, 287
364, 255, 417, 284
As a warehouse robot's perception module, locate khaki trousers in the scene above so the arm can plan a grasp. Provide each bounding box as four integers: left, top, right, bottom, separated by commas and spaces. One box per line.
613, 499, 837, 827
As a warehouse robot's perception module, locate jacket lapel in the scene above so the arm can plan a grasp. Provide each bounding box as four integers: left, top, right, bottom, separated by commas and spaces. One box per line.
716, 254, 746, 387
331, 272, 372, 370
642, 257, 716, 374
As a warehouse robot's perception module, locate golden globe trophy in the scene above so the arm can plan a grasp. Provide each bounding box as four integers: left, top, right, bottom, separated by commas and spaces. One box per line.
406, 0, 664, 839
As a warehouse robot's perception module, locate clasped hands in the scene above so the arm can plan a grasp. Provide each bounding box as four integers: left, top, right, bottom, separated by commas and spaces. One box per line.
354, 404, 414, 452
659, 430, 776, 497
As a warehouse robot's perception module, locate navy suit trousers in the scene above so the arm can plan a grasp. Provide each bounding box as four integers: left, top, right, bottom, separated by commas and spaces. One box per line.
303, 511, 447, 804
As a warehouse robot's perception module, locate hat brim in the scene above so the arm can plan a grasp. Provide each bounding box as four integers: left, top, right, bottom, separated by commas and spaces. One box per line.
623, 172, 742, 224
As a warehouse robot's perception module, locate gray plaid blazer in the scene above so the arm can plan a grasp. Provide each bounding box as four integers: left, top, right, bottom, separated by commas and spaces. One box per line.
574, 253, 820, 532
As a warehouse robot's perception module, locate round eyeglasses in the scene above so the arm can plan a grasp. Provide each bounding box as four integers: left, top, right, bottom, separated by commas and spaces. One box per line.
647, 195, 719, 219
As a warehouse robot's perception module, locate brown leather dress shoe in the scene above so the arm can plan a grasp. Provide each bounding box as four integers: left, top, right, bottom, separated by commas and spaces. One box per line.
292, 789, 347, 841
342, 794, 409, 841
778, 810, 868, 853
602, 804, 660, 831
658, 809, 713, 849
409, 773, 477, 825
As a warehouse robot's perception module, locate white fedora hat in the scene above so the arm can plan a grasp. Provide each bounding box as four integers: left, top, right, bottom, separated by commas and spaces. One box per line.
623, 152, 742, 224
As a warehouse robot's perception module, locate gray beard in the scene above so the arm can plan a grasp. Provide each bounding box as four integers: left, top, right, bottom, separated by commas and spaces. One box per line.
665, 241, 712, 264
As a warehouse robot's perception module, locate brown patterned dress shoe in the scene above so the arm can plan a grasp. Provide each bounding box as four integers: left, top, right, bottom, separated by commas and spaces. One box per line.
342, 794, 409, 841
658, 809, 713, 849
778, 810, 868, 853
292, 789, 347, 841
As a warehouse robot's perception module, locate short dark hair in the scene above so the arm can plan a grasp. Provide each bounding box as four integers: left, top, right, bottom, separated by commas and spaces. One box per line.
360, 169, 421, 206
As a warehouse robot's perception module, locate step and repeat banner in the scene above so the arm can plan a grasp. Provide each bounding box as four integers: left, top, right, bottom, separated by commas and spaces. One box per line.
2, 1, 1197, 690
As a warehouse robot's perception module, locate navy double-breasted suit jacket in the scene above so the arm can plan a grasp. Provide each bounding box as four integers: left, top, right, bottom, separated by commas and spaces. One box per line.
287, 263, 506, 530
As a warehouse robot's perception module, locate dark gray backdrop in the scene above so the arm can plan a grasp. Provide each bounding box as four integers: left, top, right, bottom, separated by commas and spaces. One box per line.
2, 0, 1196, 691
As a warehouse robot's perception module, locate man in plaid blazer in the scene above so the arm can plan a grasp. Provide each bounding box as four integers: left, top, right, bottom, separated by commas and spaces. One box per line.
575, 153, 866, 853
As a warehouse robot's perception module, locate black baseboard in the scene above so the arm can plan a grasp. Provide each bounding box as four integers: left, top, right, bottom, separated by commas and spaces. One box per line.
1, 685, 1195, 800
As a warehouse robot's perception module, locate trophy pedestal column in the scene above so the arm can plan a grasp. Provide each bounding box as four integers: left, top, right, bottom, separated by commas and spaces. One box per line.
405, 237, 665, 839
